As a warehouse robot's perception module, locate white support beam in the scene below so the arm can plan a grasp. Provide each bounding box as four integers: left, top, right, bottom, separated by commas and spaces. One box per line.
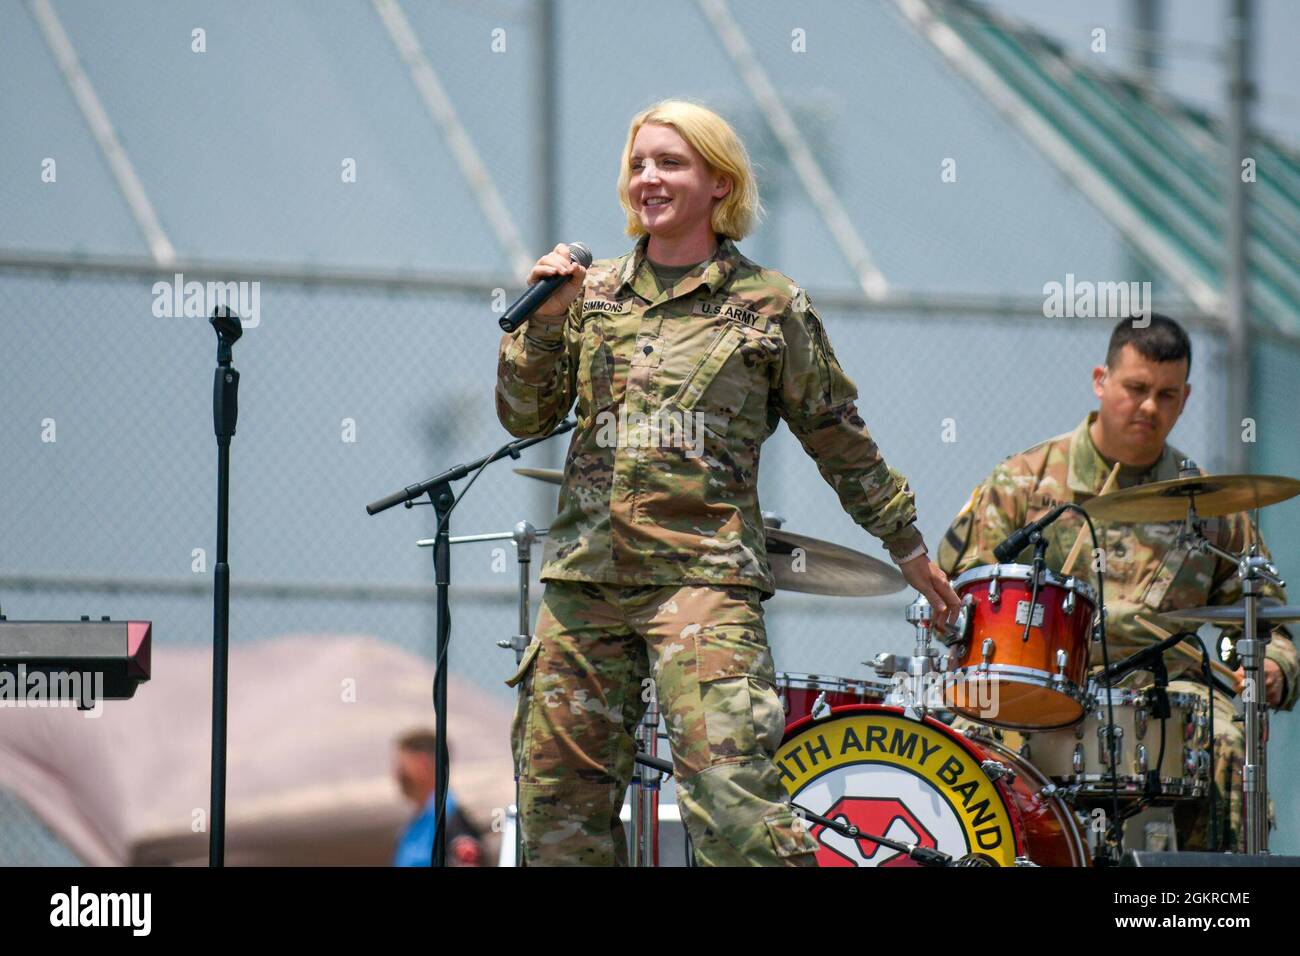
697, 0, 890, 301
28, 0, 176, 265
372, 0, 532, 279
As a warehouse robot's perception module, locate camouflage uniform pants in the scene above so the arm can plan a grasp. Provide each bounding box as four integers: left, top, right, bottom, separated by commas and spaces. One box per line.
507, 580, 819, 866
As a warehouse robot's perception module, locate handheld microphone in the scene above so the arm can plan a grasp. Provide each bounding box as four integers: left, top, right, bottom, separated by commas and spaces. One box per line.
499, 242, 593, 333
992, 503, 1070, 563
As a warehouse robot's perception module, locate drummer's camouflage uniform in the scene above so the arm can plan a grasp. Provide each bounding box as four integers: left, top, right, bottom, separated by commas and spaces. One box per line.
938, 414, 1298, 851
497, 234, 924, 865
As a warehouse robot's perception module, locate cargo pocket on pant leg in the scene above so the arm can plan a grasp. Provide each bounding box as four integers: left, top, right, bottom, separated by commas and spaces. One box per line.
695, 623, 780, 766
699, 675, 762, 763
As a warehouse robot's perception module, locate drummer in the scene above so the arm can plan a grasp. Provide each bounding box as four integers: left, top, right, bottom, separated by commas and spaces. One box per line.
937, 313, 1298, 853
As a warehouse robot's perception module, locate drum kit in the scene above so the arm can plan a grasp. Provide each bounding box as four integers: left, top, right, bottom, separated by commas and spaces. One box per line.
454, 463, 1300, 867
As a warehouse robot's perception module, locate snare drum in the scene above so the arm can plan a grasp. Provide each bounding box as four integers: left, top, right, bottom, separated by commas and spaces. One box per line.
1007, 684, 1211, 802
777, 705, 1089, 867
776, 673, 889, 723
943, 564, 1096, 730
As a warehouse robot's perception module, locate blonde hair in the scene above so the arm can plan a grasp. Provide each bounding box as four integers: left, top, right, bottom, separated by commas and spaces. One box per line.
617, 99, 762, 240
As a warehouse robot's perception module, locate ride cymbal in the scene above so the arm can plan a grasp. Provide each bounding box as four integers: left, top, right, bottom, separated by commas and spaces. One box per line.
1163, 604, 1300, 626
765, 527, 905, 597
1081, 474, 1300, 522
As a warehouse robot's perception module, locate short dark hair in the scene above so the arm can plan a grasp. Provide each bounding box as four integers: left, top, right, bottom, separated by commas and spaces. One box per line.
1105, 313, 1192, 373
396, 728, 444, 759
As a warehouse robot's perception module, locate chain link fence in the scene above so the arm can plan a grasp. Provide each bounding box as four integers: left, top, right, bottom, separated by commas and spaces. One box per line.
2, 0, 1296, 863
2, 263, 1277, 860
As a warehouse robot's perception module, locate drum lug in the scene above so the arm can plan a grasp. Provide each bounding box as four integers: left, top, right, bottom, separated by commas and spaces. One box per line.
811, 691, 831, 721
1098, 724, 1124, 767
1054, 649, 1068, 682
1135, 742, 1149, 775
981, 638, 995, 668
1134, 702, 1148, 739
987, 574, 1001, 606
1072, 743, 1085, 775
1190, 710, 1208, 744
871, 652, 902, 679
981, 759, 1017, 785
1061, 588, 1076, 616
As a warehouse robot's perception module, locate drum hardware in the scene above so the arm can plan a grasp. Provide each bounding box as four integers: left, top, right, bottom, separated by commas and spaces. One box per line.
981, 759, 1016, 784
869, 595, 952, 715
1023, 682, 1210, 804
810, 691, 832, 720
1163, 603, 1300, 626
781, 673, 891, 723
944, 563, 1096, 729
631, 690, 662, 867
1082, 464, 1300, 854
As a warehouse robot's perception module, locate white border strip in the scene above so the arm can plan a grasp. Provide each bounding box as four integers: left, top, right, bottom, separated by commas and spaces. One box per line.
372, 0, 532, 279
28, 0, 176, 266
698, 0, 890, 300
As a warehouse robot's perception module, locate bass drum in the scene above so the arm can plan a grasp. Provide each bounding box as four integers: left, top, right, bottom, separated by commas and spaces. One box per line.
776, 705, 1089, 867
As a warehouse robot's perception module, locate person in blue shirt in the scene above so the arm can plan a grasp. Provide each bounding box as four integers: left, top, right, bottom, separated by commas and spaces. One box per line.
392, 729, 483, 867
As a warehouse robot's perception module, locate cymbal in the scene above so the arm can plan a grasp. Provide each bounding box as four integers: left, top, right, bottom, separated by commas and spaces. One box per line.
766, 528, 905, 597
512, 468, 903, 597
513, 467, 563, 484
1081, 474, 1300, 522
1163, 604, 1300, 626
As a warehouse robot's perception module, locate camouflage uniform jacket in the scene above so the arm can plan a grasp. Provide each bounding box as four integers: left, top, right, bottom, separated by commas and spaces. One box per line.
937, 413, 1298, 710
496, 234, 924, 596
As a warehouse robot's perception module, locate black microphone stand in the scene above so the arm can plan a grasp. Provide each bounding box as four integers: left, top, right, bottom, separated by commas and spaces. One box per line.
208, 306, 243, 867
1020, 531, 1049, 644
367, 420, 575, 866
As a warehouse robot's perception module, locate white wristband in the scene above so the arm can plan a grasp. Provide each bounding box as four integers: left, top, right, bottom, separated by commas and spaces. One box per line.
893, 542, 928, 566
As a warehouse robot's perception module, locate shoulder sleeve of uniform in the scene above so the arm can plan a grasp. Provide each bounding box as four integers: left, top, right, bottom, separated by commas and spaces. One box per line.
936, 460, 1032, 576
773, 289, 920, 560
774, 289, 857, 417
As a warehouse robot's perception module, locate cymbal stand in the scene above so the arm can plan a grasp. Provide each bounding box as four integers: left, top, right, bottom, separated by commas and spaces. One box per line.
419, 520, 548, 866
631, 687, 661, 866
1175, 478, 1283, 854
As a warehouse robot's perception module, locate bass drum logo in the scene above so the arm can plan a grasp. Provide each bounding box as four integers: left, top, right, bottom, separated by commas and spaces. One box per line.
777, 708, 1021, 867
